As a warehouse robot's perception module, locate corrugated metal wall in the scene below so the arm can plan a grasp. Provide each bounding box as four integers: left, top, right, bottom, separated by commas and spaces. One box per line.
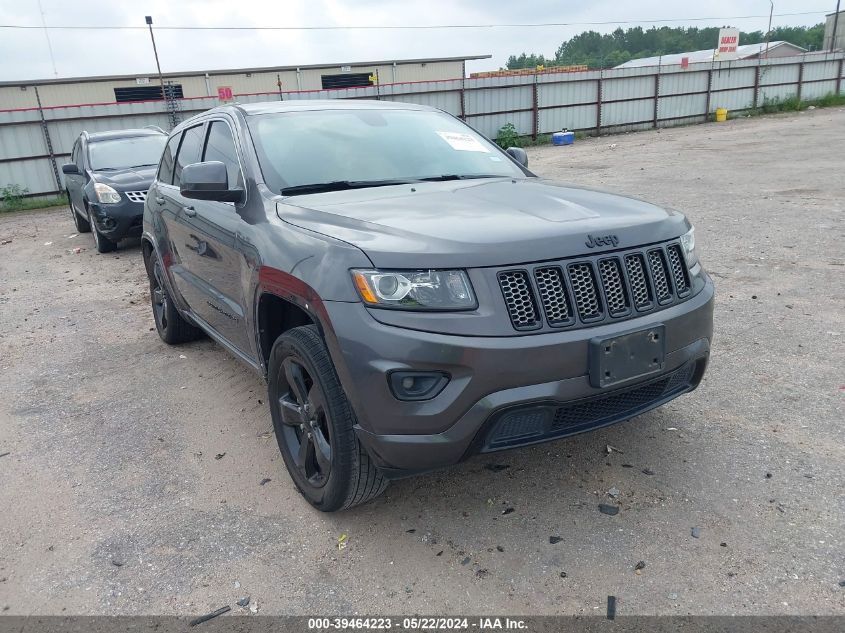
2, 52, 842, 198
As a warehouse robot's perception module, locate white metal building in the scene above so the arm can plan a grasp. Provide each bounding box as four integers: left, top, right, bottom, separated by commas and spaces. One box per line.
0, 55, 490, 110
615, 42, 807, 68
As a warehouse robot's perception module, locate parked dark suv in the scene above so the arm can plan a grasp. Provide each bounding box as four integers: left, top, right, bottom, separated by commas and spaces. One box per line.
142, 101, 714, 512
63, 127, 167, 252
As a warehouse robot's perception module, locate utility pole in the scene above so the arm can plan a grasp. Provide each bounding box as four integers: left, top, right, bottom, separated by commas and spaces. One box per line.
37, 0, 58, 77
145, 17, 167, 104
145, 16, 179, 129
764, 1, 774, 59
831, 0, 841, 53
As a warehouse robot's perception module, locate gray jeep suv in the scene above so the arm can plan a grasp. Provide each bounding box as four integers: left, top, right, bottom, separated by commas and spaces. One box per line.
142, 100, 714, 512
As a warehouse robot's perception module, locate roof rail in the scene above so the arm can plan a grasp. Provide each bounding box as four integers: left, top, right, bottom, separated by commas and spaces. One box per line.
144, 125, 166, 134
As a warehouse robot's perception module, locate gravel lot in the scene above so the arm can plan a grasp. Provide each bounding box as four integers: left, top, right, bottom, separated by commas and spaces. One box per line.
0, 108, 843, 617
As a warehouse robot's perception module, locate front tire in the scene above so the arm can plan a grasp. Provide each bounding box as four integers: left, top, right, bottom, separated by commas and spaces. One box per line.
88, 206, 117, 253
146, 257, 203, 344
268, 325, 387, 512
69, 194, 91, 233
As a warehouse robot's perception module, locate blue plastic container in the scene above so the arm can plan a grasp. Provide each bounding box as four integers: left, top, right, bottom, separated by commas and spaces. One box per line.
552, 131, 575, 146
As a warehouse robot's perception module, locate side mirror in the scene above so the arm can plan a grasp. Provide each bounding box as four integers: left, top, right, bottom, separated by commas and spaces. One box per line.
62, 163, 80, 175
505, 147, 528, 168
180, 161, 244, 203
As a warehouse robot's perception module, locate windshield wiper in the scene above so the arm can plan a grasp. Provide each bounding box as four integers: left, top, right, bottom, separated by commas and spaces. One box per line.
128, 163, 158, 168
417, 174, 506, 182
281, 179, 417, 196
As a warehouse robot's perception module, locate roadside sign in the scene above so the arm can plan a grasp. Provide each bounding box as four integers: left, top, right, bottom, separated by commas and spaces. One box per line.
716, 28, 740, 60
217, 86, 233, 102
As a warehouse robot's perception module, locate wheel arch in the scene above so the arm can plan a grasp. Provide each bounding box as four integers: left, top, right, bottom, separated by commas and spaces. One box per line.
140, 231, 185, 313
253, 266, 349, 380
256, 292, 318, 371
141, 236, 155, 272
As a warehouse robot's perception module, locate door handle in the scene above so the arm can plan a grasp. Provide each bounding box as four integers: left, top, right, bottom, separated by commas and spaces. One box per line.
154, 196, 166, 205
182, 205, 197, 217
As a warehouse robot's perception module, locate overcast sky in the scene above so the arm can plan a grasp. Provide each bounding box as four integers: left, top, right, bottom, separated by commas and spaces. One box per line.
0, 0, 835, 81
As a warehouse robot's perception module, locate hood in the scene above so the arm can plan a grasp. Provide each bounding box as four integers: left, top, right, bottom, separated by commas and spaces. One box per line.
93, 166, 157, 190
277, 178, 690, 268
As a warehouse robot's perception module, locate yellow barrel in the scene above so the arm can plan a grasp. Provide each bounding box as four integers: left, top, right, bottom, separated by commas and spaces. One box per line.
715, 108, 728, 122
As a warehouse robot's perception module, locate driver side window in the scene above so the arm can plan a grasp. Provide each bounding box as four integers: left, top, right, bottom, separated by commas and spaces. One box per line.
202, 121, 244, 190
157, 133, 180, 185
173, 125, 205, 187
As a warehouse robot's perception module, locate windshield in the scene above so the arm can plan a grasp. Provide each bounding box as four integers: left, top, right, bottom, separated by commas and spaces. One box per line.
247, 109, 525, 194
88, 135, 168, 171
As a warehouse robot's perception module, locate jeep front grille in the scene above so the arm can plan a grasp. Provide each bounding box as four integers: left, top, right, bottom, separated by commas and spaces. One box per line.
647, 249, 672, 304
598, 258, 630, 317
497, 270, 540, 330
125, 191, 147, 203
496, 241, 693, 332
624, 253, 653, 311
568, 262, 602, 322
666, 244, 690, 296
533, 267, 573, 326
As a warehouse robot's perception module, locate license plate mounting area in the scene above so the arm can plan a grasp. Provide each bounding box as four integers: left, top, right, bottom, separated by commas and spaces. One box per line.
589, 325, 666, 388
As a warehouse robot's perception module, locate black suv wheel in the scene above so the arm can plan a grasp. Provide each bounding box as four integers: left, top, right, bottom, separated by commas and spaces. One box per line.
88, 206, 117, 253
268, 325, 387, 511
69, 194, 90, 233
146, 257, 203, 344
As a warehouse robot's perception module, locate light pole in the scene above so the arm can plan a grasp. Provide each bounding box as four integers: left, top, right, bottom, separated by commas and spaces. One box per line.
145, 16, 167, 104
37, 0, 58, 77
764, 1, 774, 59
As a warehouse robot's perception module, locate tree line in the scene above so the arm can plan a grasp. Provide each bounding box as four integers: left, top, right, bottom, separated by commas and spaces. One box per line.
506, 24, 826, 69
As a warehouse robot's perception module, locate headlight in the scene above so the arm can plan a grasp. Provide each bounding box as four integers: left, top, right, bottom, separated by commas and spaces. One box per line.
679, 226, 697, 267
94, 183, 121, 204
352, 269, 476, 310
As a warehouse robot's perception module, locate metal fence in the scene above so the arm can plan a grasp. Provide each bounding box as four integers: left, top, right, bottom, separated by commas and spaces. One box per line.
2, 51, 843, 198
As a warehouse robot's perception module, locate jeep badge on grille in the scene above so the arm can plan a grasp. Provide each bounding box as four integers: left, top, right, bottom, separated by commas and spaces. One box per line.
585, 234, 620, 248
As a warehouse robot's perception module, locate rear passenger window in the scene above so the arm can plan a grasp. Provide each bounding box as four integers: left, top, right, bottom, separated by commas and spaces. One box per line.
173, 125, 204, 186
157, 134, 180, 185
203, 121, 244, 189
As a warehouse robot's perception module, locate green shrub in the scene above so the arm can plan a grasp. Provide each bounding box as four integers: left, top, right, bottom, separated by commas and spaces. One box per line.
815, 93, 845, 108
0, 184, 28, 211
748, 92, 845, 117
495, 123, 522, 149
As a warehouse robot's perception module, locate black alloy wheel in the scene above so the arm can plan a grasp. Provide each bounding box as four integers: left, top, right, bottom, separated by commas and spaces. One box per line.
277, 356, 333, 487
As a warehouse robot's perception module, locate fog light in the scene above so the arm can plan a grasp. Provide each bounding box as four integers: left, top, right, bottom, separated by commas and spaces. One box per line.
389, 371, 449, 401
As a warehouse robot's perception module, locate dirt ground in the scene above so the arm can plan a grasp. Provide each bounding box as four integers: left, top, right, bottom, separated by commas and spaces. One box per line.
0, 108, 843, 617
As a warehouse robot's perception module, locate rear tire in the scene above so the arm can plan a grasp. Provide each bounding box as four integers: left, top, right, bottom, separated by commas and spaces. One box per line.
69, 195, 91, 233
146, 256, 203, 344
268, 325, 387, 512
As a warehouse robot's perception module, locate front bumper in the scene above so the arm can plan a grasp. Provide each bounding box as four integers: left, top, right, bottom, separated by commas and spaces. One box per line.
89, 199, 144, 241
324, 275, 714, 476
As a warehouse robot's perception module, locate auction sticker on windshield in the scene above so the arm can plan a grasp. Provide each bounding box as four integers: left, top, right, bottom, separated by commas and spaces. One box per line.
436, 131, 490, 152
